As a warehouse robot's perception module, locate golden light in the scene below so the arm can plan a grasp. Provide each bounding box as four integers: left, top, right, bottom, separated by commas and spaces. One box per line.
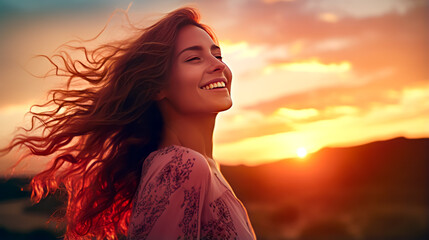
318, 13, 339, 23
263, 59, 351, 74
275, 107, 319, 120
296, 147, 308, 159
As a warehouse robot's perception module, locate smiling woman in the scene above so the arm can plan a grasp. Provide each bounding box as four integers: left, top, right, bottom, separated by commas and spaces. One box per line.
0, 7, 256, 240
157, 25, 233, 116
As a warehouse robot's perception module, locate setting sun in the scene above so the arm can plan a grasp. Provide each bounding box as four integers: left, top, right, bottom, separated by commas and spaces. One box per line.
296, 147, 308, 159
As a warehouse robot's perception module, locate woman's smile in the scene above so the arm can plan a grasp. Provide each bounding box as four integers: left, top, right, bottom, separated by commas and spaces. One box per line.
200, 78, 227, 90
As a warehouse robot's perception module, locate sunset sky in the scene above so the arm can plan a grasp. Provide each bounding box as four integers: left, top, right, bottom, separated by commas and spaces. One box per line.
0, 0, 428, 173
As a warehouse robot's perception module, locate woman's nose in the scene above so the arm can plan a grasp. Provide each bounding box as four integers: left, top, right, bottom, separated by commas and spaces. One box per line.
207, 56, 226, 73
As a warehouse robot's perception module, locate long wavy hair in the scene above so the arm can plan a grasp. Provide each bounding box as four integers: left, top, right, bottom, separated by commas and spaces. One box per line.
0, 7, 216, 239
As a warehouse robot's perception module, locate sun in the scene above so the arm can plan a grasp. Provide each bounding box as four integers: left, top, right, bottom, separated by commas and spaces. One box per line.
296, 147, 308, 159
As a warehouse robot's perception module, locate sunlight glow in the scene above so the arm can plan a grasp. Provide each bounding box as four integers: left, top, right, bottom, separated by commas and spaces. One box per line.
275, 108, 319, 120
318, 13, 339, 23
296, 147, 308, 159
264, 59, 351, 74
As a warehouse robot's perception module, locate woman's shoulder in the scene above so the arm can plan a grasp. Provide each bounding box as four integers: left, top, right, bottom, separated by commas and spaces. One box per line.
151, 145, 209, 165
142, 145, 211, 180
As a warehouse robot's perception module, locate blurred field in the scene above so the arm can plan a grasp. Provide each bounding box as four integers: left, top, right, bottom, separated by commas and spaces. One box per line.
1, 137, 428, 239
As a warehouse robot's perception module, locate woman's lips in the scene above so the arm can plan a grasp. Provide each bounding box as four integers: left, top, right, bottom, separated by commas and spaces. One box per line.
200, 77, 227, 89
201, 81, 226, 90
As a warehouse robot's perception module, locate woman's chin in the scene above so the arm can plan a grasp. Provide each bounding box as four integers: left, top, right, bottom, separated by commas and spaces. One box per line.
198, 101, 232, 114
215, 100, 233, 112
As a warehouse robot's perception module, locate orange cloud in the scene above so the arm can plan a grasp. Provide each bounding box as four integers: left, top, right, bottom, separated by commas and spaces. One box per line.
262, 0, 295, 3
264, 59, 351, 74
275, 107, 319, 120
318, 13, 340, 23
215, 83, 429, 165
215, 110, 295, 144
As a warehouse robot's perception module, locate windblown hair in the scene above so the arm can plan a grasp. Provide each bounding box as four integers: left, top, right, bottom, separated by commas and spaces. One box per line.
0, 7, 216, 239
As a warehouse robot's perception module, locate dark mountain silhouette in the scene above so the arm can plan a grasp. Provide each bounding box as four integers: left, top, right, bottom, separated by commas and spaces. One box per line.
221, 137, 429, 205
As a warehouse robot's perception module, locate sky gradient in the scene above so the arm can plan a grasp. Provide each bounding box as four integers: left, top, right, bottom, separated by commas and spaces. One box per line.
0, 0, 428, 173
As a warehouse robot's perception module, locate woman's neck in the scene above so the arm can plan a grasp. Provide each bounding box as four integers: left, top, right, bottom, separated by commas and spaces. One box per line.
159, 113, 217, 159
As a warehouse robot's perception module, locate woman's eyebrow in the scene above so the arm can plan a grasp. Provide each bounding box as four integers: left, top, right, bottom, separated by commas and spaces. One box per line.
177, 44, 220, 57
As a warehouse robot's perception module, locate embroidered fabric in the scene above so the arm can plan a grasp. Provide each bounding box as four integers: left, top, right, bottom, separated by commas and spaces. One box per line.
128, 145, 256, 239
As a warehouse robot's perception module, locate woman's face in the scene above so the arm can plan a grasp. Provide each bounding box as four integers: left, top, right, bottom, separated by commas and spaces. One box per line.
160, 25, 232, 115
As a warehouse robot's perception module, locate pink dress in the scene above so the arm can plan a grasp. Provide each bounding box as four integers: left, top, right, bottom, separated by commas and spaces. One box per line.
128, 145, 257, 239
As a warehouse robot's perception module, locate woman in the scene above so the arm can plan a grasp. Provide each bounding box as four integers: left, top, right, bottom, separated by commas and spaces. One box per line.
1, 7, 256, 239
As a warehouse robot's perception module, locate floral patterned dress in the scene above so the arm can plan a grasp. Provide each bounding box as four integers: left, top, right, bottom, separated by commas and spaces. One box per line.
128, 145, 257, 239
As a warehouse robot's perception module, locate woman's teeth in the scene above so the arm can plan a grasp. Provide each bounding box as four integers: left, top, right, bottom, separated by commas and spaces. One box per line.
201, 81, 226, 90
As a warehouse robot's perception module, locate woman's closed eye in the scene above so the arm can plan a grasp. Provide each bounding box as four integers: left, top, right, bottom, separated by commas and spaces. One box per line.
185, 57, 200, 62
185, 55, 223, 62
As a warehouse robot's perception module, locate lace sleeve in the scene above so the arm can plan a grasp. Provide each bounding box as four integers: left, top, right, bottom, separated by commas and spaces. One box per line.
128, 146, 211, 240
